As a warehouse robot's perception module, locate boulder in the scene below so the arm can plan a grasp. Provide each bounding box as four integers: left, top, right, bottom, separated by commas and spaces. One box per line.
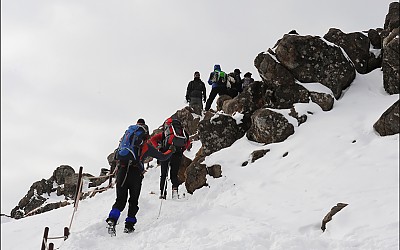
384, 2, 400, 32
251, 149, 270, 163
221, 81, 270, 115
185, 157, 208, 194
178, 155, 192, 185
273, 83, 310, 109
207, 165, 222, 178
373, 100, 400, 136
247, 109, 295, 144
274, 34, 356, 99
324, 28, 382, 74
382, 28, 399, 95
254, 51, 296, 87
198, 113, 246, 156
310, 92, 335, 111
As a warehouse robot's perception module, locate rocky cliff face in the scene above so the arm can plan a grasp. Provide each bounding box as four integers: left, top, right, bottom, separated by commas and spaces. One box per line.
10, 2, 399, 218
10, 165, 108, 219
184, 2, 399, 194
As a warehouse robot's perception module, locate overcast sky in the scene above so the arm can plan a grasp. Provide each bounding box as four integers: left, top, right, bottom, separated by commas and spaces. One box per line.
1, 0, 395, 213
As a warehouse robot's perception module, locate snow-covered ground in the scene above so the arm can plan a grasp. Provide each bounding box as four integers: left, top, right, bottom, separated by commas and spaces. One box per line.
1, 69, 399, 249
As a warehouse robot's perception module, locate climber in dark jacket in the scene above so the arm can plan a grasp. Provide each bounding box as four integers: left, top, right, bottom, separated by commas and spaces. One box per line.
186, 71, 207, 113
227, 68, 243, 98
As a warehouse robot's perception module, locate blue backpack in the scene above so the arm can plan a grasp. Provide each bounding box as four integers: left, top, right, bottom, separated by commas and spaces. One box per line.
116, 124, 148, 162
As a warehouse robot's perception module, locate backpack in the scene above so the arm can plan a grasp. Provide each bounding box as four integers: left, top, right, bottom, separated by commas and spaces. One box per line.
116, 124, 148, 161
162, 118, 188, 148
210, 71, 227, 86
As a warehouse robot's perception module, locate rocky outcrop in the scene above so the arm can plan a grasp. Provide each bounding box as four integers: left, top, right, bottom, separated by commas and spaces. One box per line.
323, 28, 382, 74
384, 2, 399, 32
221, 80, 270, 115
373, 100, 400, 136
310, 92, 334, 111
169, 106, 201, 136
274, 34, 356, 99
198, 113, 246, 156
251, 149, 270, 163
321, 203, 348, 232
10, 165, 107, 219
185, 157, 208, 194
247, 109, 295, 144
273, 83, 310, 109
382, 28, 399, 95
254, 51, 296, 87
382, 2, 399, 95
178, 155, 193, 185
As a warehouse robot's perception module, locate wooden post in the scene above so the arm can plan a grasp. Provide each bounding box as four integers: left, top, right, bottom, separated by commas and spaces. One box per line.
41, 227, 49, 250
49, 243, 54, 250
64, 227, 70, 240
74, 166, 83, 207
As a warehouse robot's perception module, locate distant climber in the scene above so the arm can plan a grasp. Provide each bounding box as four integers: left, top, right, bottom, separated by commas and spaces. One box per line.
205, 64, 228, 111
185, 71, 207, 114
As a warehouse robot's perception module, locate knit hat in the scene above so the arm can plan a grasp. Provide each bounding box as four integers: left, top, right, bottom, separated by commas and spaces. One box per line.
137, 118, 146, 124
244, 72, 252, 77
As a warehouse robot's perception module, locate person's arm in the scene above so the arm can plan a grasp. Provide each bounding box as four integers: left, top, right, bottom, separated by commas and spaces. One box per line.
202, 81, 207, 101
186, 81, 192, 101
184, 131, 192, 151
141, 142, 174, 162
149, 133, 163, 148
208, 72, 214, 85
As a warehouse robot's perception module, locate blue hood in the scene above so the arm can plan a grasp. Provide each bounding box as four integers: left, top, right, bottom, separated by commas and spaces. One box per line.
213, 64, 221, 71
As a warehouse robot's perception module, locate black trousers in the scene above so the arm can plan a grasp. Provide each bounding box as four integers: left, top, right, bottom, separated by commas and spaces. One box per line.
160, 152, 182, 192
205, 86, 227, 111
112, 164, 143, 219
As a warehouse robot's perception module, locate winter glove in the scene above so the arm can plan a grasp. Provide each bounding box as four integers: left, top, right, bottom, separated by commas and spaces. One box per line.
169, 144, 176, 153
186, 142, 193, 151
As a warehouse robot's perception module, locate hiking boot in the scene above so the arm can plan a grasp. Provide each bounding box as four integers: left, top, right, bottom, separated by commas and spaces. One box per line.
172, 188, 178, 200
106, 217, 116, 227
124, 222, 135, 234
106, 218, 117, 236
159, 191, 167, 199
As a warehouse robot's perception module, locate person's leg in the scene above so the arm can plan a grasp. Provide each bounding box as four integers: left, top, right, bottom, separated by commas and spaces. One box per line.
189, 97, 202, 114
107, 165, 129, 223
169, 153, 182, 190
159, 159, 170, 197
217, 86, 228, 96
125, 167, 142, 232
205, 88, 218, 111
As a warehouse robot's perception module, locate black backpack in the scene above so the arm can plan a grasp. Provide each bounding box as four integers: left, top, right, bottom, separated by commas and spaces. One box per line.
162, 118, 188, 148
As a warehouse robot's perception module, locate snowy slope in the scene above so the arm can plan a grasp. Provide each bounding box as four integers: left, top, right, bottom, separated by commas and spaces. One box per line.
1, 69, 399, 250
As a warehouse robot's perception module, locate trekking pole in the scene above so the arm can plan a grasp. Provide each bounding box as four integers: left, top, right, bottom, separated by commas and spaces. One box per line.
157, 165, 169, 219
